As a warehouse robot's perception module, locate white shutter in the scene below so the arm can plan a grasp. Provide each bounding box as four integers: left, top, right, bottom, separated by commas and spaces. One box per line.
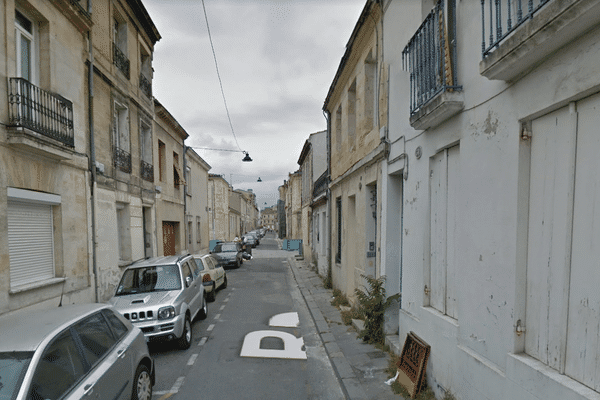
8, 200, 55, 287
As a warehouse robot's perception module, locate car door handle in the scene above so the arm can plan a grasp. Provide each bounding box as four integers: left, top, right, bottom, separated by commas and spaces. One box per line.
117, 348, 127, 359
83, 383, 94, 395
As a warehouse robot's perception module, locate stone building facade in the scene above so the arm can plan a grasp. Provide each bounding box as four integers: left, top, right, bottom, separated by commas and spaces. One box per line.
184, 147, 211, 255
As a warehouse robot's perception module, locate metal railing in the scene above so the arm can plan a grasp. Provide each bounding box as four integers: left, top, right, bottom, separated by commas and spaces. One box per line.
313, 172, 329, 199
141, 160, 154, 182
8, 78, 74, 147
114, 147, 132, 173
481, 0, 552, 57
402, 0, 461, 115
139, 73, 152, 98
113, 42, 130, 79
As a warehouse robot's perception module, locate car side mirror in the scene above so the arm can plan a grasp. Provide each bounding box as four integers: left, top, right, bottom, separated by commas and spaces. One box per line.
185, 276, 192, 287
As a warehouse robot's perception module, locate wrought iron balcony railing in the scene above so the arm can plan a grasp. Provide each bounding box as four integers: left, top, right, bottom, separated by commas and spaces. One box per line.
481, 0, 552, 57
313, 172, 329, 199
8, 78, 74, 147
113, 42, 130, 79
114, 147, 132, 173
141, 160, 154, 182
139, 73, 152, 98
402, 0, 461, 115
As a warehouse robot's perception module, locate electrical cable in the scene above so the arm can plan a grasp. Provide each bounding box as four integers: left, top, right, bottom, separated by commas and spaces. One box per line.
201, 0, 241, 152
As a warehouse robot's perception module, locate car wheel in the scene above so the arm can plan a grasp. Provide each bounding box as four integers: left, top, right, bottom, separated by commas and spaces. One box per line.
223, 274, 228, 289
198, 295, 208, 320
177, 315, 192, 350
132, 364, 152, 400
207, 283, 216, 302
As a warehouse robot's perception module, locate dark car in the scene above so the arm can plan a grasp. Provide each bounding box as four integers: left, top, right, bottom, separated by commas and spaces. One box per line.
243, 232, 259, 247
211, 241, 243, 269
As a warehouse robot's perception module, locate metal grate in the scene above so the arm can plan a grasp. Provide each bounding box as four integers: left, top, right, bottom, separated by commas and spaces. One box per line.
139, 73, 152, 98
114, 147, 132, 173
113, 42, 130, 79
8, 78, 74, 147
481, 0, 552, 57
402, 0, 461, 115
141, 160, 154, 182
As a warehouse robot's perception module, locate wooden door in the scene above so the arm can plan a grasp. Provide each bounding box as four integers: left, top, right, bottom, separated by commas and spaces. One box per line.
163, 222, 176, 256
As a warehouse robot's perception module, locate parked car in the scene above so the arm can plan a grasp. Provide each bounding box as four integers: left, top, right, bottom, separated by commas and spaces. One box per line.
210, 241, 243, 269
243, 232, 259, 247
0, 303, 154, 400
193, 254, 227, 302
109, 254, 207, 350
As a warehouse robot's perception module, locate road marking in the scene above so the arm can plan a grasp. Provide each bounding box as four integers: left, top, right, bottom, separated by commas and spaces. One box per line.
214, 313, 221, 319
155, 376, 185, 398
207, 324, 215, 331
220, 305, 226, 311
187, 354, 198, 366
224, 297, 229, 302
198, 336, 208, 347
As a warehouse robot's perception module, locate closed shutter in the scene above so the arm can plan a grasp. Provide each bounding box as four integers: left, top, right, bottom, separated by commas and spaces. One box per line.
8, 200, 54, 287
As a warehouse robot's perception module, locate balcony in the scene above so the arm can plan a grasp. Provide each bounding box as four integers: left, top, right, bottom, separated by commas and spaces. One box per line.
113, 42, 130, 79
141, 160, 154, 182
402, 0, 463, 130
114, 147, 131, 173
7, 78, 75, 158
480, 0, 600, 81
139, 73, 152, 98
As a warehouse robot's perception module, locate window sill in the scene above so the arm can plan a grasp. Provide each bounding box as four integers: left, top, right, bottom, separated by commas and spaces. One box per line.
480, 0, 600, 82
10, 277, 66, 294
409, 90, 464, 131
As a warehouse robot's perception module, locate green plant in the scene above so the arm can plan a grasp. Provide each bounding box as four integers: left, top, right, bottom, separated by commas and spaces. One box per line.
330, 289, 350, 308
340, 306, 363, 326
355, 274, 401, 345
324, 259, 333, 289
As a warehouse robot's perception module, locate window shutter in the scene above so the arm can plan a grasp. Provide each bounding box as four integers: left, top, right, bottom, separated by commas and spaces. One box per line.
8, 200, 54, 287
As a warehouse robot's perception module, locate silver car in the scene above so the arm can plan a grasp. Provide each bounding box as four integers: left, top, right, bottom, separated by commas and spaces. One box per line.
109, 254, 208, 349
0, 303, 154, 400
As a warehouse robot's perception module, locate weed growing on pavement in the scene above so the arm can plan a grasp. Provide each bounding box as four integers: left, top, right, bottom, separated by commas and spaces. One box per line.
355, 274, 401, 345
330, 289, 350, 308
340, 307, 363, 326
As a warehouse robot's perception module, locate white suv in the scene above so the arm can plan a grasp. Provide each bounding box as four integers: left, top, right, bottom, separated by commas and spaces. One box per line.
109, 254, 207, 349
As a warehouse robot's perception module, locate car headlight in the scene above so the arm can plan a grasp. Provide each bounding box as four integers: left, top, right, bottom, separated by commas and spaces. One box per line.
158, 306, 176, 320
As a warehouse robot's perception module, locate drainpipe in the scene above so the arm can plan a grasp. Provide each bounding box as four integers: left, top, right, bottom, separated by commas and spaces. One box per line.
183, 144, 188, 254
87, 2, 99, 303
323, 109, 332, 284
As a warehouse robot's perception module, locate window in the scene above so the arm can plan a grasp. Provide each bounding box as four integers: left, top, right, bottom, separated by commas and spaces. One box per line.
173, 152, 183, 188
347, 79, 356, 148
336, 197, 342, 263
72, 313, 117, 368
113, 16, 129, 78
139, 48, 151, 98
188, 220, 193, 246
102, 309, 128, 340
7, 188, 60, 289
335, 106, 342, 153
196, 216, 201, 244
116, 202, 131, 262
113, 101, 131, 173
429, 145, 459, 319
15, 10, 36, 83
364, 52, 376, 131
140, 119, 153, 181
158, 140, 166, 182
29, 330, 85, 400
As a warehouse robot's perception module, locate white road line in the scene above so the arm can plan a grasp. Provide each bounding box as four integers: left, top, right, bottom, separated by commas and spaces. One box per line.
224, 298, 229, 302
214, 313, 221, 319
155, 376, 185, 397
207, 324, 215, 331
220, 305, 226, 311
187, 354, 198, 366
198, 336, 208, 347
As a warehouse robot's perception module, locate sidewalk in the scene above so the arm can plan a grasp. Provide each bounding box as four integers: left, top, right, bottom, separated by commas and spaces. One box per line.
287, 255, 403, 400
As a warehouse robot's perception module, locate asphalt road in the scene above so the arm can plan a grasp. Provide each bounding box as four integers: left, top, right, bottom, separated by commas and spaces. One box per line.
149, 233, 344, 399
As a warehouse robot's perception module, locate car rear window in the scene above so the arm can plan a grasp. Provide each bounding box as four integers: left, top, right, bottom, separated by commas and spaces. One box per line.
219, 244, 237, 252
115, 265, 181, 295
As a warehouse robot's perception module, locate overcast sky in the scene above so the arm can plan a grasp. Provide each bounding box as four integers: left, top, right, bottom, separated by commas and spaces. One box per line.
143, 0, 366, 209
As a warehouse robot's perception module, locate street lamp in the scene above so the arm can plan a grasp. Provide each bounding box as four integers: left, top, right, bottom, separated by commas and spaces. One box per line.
191, 147, 252, 163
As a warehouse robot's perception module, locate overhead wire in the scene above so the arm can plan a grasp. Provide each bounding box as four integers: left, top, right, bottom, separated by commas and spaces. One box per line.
201, 0, 241, 152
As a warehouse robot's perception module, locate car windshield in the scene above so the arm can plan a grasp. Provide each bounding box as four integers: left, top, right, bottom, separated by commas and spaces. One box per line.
216, 244, 237, 252
0, 352, 33, 399
115, 265, 181, 295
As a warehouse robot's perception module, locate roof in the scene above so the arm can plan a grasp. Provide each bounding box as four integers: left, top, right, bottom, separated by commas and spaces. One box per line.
0, 303, 111, 352
154, 98, 189, 141
126, 255, 190, 269
127, 0, 161, 45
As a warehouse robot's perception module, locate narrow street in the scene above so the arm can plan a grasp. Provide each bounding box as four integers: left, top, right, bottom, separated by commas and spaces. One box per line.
148, 233, 344, 399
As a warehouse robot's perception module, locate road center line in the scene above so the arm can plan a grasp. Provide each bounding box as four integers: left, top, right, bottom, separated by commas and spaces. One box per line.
207, 324, 215, 331
187, 354, 198, 366
198, 336, 208, 346
214, 313, 221, 319
220, 305, 226, 311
